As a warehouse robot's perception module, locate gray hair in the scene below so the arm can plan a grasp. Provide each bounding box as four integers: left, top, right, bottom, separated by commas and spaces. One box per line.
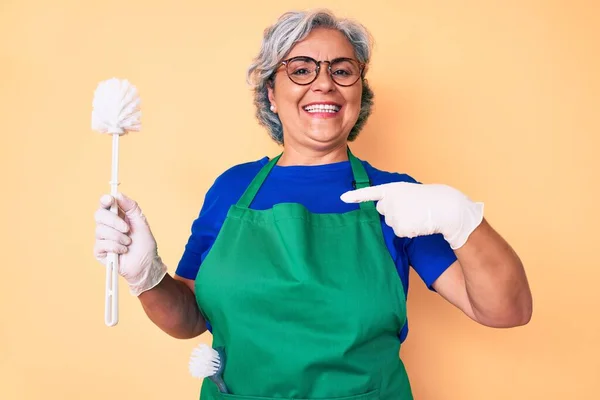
246, 9, 375, 144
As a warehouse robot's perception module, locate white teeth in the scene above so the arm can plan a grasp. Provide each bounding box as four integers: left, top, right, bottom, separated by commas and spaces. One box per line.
304, 104, 341, 113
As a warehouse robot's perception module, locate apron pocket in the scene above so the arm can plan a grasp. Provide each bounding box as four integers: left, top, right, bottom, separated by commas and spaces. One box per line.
214, 388, 380, 400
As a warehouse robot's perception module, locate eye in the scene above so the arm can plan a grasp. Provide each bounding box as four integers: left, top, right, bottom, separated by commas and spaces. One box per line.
287, 58, 317, 76
291, 68, 311, 76
332, 68, 351, 76
330, 60, 360, 77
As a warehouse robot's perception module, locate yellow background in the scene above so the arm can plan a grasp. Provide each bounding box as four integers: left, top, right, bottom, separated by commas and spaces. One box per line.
1, 0, 598, 399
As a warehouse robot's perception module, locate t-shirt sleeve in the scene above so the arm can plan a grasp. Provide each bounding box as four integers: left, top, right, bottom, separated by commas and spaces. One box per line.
407, 233, 457, 290
175, 183, 224, 280
387, 171, 457, 290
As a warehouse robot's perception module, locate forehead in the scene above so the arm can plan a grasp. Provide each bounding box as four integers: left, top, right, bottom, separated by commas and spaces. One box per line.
286, 28, 356, 59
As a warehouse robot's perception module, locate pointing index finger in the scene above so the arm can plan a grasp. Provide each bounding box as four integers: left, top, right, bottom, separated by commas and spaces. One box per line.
340, 185, 385, 203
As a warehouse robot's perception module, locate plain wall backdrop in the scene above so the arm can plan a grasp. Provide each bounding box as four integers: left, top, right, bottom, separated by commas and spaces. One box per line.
1, 0, 598, 399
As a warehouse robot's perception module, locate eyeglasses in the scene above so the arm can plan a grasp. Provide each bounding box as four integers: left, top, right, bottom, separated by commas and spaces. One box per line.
279, 56, 366, 87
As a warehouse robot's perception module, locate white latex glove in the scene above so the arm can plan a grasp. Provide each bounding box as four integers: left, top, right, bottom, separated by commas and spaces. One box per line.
341, 182, 484, 249
93, 193, 167, 296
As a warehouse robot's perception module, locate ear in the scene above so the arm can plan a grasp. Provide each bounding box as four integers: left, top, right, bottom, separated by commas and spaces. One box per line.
267, 81, 277, 113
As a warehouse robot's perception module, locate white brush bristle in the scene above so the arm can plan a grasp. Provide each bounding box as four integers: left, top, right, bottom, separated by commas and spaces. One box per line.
189, 344, 221, 379
91, 78, 141, 135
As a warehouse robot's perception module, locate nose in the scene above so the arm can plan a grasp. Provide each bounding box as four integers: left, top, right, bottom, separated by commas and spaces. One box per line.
311, 63, 336, 93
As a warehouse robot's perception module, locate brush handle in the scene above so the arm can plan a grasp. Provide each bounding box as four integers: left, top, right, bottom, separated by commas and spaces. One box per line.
105, 133, 120, 327
211, 347, 230, 393
209, 376, 230, 394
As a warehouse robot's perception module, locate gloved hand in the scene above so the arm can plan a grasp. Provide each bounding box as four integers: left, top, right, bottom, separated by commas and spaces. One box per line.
341, 182, 484, 249
93, 193, 168, 296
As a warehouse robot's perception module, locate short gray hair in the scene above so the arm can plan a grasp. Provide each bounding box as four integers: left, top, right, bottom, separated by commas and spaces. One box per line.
246, 9, 375, 144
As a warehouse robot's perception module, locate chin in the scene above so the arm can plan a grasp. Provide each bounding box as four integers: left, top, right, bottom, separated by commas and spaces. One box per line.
305, 130, 346, 146
303, 134, 347, 151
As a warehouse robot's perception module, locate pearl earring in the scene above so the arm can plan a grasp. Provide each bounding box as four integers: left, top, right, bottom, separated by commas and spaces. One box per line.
270, 104, 276, 113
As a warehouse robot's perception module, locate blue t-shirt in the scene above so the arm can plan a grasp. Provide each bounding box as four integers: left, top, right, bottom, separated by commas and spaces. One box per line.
176, 156, 457, 342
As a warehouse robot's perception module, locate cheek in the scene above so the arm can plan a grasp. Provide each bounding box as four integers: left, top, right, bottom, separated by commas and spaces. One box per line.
344, 89, 363, 116
275, 82, 307, 109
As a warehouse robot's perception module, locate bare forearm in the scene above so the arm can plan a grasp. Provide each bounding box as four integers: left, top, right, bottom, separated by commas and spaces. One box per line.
137, 274, 207, 339
455, 218, 532, 327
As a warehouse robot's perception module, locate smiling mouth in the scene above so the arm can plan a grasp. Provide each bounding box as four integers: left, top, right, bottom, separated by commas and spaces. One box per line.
303, 104, 342, 113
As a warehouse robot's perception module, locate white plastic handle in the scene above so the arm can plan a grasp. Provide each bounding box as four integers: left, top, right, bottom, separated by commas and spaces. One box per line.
105, 134, 120, 326
105, 242, 119, 327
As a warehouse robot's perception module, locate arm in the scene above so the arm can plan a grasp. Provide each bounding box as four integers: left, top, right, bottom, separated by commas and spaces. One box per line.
432, 218, 532, 328
341, 181, 533, 328
138, 274, 207, 339
141, 175, 228, 337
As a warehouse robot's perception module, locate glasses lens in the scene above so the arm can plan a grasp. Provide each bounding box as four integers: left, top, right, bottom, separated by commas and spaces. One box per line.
330, 59, 362, 86
286, 58, 318, 85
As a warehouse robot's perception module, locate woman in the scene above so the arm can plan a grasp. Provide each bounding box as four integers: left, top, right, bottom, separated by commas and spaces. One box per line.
93, 9, 532, 400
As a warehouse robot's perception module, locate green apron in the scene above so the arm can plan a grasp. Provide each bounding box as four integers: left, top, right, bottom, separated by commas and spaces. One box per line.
195, 149, 413, 400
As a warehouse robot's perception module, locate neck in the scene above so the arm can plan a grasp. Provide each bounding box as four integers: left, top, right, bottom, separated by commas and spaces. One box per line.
278, 141, 349, 166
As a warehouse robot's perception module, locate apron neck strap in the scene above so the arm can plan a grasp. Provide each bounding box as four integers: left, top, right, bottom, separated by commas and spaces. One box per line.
236, 147, 375, 210
347, 148, 375, 210
236, 153, 281, 208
